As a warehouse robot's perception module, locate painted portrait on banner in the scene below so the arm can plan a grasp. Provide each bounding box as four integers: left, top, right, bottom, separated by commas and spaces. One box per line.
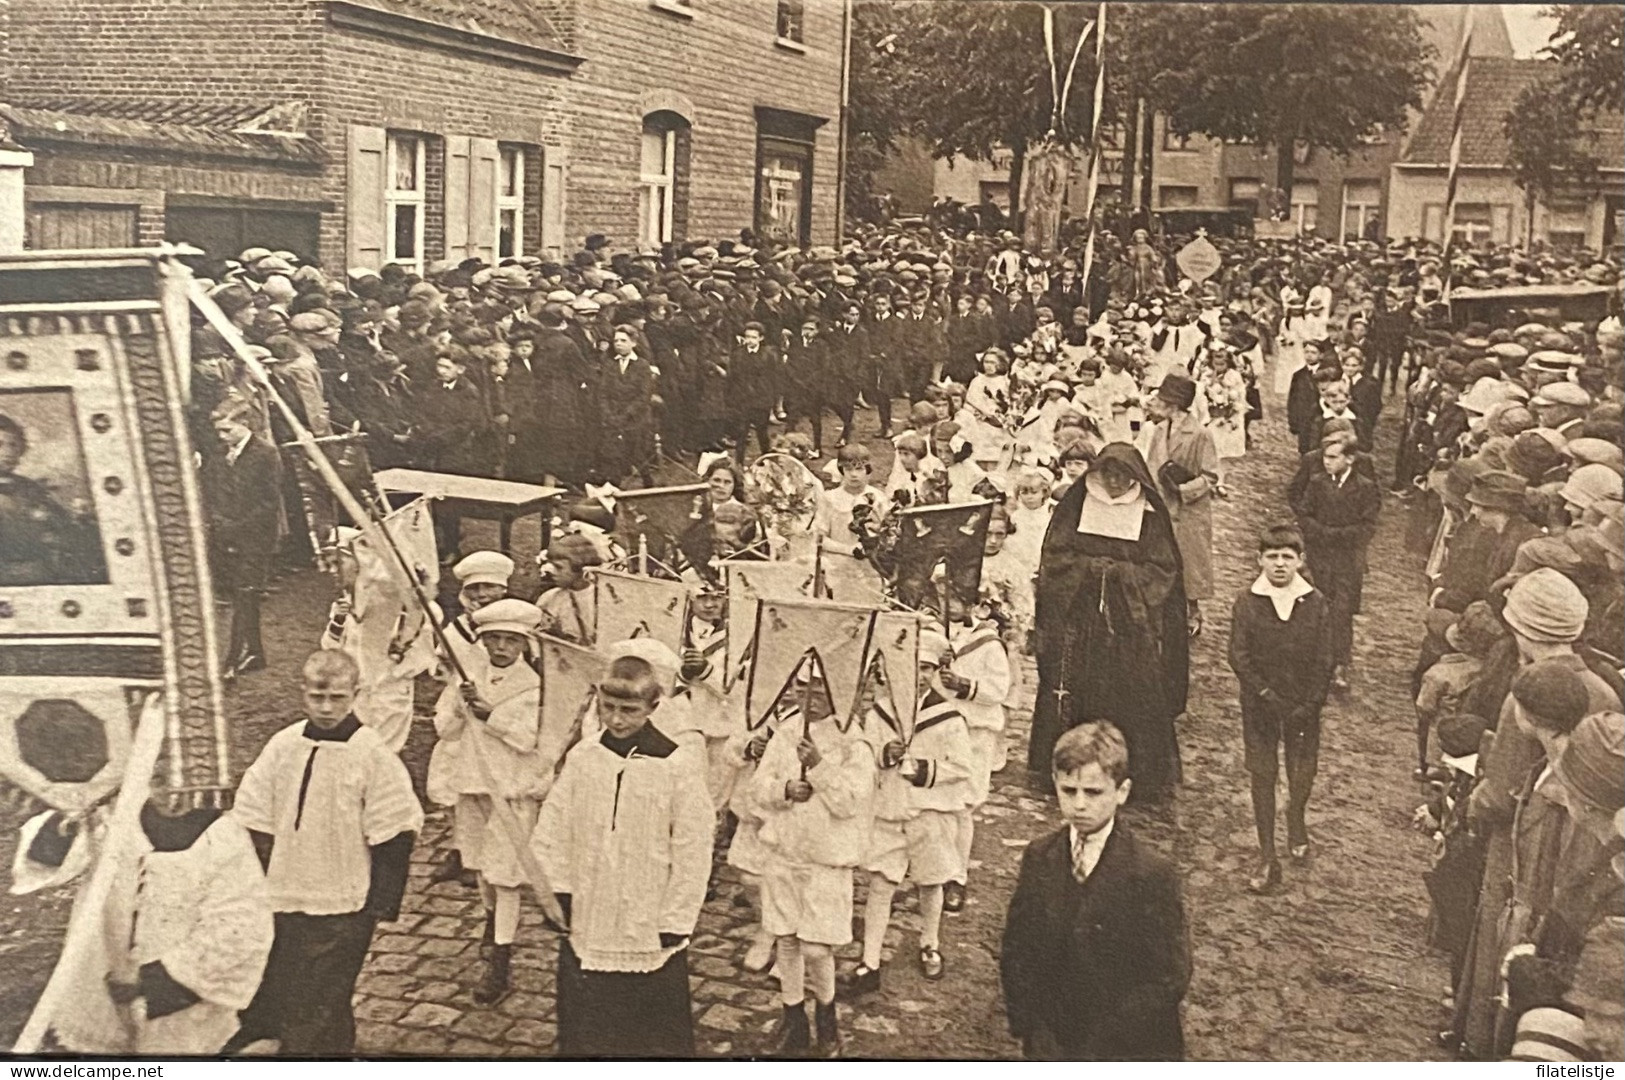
0, 388, 109, 588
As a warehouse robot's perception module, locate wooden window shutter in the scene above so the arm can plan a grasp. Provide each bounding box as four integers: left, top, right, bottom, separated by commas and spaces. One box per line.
469, 138, 500, 263
542, 144, 568, 258
346, 125, 388, 269
445, 135, 472, 261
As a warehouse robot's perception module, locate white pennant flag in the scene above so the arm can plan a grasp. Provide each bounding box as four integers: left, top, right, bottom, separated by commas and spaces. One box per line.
594, 569, 689, 652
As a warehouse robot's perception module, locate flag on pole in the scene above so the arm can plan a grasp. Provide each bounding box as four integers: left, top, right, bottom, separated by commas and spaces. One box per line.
1441, 8, 1474, 267
722, 560, 816, 688
867, 610, 922, 741
594, 568, 690, 652
744, 598, 873, 731
538, 635, 609, 762
1078, 2, 1109, 300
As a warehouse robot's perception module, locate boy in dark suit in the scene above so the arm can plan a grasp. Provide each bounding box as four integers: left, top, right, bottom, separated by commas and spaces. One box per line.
1227, 523, 1334, 894
1289, 432, 1381, 692
1000, 722, 1190, 1061
1287, 344, 1329, 455
204, 402, 282, 676
1342, 348, 1382, 447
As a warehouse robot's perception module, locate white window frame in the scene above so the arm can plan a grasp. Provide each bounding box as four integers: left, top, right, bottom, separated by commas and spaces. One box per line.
385, 131, 425, 272
1544, 200, 1589, 249
1341, 181, 1381, 241
1291, 181, 1319, 235
498, 145, 525, 259
640, 124, 676, 247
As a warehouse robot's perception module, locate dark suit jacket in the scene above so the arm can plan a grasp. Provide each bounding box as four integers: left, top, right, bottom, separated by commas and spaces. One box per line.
1001, 823, 1190, 1060
1289, 467, 1381, 574
1287, 367, 1321, 452
727, 343, 780, 417
204, 436, 282, 588
1348, 373, 1382, 444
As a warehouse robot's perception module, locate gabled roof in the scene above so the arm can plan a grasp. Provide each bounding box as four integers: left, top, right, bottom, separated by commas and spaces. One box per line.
343, 0, 571, 54
3, 99, 323, 165
1401, 56, 1625, 168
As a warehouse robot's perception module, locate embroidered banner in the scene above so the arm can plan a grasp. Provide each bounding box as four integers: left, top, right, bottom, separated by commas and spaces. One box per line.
722, 559, 815, 688
593, 568, 689, 652
0, 250, 226, 804
744, 598, 873, 731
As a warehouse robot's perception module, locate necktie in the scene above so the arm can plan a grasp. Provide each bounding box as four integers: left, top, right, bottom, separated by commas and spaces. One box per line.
1072, 830, 1091, 883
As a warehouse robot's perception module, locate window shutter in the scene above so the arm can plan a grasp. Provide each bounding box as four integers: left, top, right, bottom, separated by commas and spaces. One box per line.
444, 135, 472, 261
1421, 204, 1442, 244
346, 125, 388, 269
469, 138, 500, 263
542, 144, 567, 258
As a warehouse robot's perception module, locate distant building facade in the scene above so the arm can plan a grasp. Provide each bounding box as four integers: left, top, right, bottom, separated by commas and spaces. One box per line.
4, 0, 846, 263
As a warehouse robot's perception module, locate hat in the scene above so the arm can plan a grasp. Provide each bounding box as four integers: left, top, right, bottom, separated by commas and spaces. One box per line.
1506, 430, 1567, 482
545, 288, 575, 303
606, 637, 680, 694
1463, 469, 1527, 512
472, 597, 542, 638
288, 311, 332, 334
1533, 381, 1592, 410
1554, 711, 1625, 814
1489, 342, 1529, 363
1511, 659, 1592, 729
1562, 463, 1623, 511
1446, 600, 1505, 656
1437, 713, 1488, 775
1155, 373, 1197, 411
1489, 403, 1536, 438
1509, 1007, 1590, 1063
452, 551, 515, 588
1041, 379, 1071, 395
1566, 437, 1623, 475
487, 266, 532, 291
1502, 567, 1588, 644
919, 630, 952, 665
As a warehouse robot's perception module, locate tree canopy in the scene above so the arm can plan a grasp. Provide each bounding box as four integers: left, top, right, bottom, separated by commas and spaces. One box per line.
1504, 5, 1624, 206
1141, 4, 1434, 195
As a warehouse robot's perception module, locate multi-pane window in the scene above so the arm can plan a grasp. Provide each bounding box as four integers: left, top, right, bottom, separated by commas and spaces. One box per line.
385, 132, 425, 271
639, 122, 676, 247
1545, 201, 1589, 249
498, 145, 524, 259
776, 0, 805, 42
1291, 180, 1319, 234
758, 146, 809, 243
1342, 181, 1381, 241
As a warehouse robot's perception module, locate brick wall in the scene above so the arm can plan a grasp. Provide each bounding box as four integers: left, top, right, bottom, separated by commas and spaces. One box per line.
569, 0, 845, 248
8, 0, 322, 113
24, 147, 323, 206
315, 25, 572, 269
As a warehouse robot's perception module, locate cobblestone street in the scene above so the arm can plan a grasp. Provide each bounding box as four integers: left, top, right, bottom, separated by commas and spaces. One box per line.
1, 389, 1452, 1059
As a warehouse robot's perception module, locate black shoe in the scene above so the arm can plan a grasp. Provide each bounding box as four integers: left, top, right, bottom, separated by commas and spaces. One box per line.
1246, 858, 1282, 894
472, 944, 512, 1006
1288, 830, 1312, 861
772, 1002, 811, 1056
813, 1000, 840, 1056
839, 963, 881, 999
480, 910, 496, 955
942, 881, 966, 913
428, 851, 466, 887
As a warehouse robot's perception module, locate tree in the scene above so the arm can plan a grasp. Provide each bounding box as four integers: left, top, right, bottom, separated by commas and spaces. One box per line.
1140, 4, 1434, 199
868, 1, 1112, 220
844, 1, 914, 224
1535, 4, 1625, 114
1504, 6, 1622, 241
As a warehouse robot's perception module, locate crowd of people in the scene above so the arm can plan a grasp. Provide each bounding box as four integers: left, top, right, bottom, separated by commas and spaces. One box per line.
14, 209, 1623, 1061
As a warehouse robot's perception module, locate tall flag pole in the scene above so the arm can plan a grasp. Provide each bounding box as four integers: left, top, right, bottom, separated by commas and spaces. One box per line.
1078, 2, 1108, 305
1440, 7, 1474, 285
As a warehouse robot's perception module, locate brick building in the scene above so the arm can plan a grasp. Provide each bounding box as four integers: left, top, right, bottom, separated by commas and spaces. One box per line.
1387, 57, 1625, 252
3, 0, 845, 264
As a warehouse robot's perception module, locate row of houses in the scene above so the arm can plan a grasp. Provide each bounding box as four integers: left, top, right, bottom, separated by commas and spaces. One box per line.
884, 5, 1625, 254
0, 0, 848, 266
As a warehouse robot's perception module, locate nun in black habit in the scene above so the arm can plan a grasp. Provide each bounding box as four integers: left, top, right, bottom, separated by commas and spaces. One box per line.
1028, 443, 1189, 801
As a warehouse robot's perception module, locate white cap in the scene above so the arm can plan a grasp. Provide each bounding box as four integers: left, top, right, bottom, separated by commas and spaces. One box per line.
919, 630, 952, 664
453, 551, 515, 588
607, 637, 680, 694
472, 598, 542, 637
